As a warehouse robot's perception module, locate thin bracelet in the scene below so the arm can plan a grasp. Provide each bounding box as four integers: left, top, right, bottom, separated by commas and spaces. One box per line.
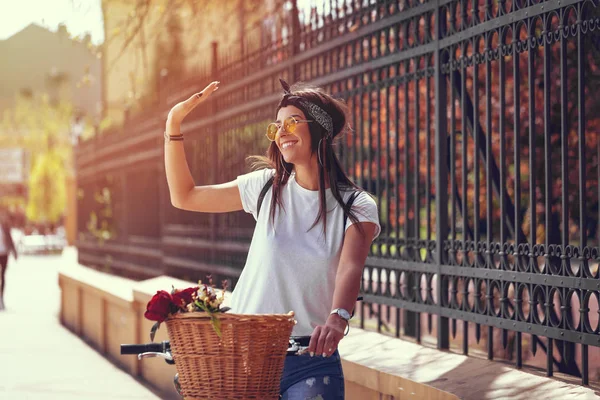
164, 131, 184, 142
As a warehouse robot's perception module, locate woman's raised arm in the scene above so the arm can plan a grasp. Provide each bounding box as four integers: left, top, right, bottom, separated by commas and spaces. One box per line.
164, 81, 244, 213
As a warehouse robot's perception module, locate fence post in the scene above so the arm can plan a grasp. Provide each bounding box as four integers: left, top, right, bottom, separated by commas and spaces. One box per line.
210, 41, 219, 262
121, 172, 129, 244
158, 152, 166, 275
434, 0, 449, 350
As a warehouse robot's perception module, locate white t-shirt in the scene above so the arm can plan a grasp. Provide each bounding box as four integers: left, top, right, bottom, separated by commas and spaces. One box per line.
231, 168, 381, 336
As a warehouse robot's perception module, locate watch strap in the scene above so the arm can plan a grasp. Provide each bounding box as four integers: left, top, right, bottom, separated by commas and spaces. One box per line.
330, 308, 351, 321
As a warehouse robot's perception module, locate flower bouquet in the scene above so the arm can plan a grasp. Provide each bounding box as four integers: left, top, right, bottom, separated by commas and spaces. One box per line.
144, 275, 229, 341
143, 275, 296, 400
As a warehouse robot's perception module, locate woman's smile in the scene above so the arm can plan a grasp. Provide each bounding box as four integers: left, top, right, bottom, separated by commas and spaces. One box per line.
280, 140, 298, 150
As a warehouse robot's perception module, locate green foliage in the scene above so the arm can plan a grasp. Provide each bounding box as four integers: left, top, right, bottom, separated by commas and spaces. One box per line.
1, 92, 75, 224
96, 116, 115, 137
86, 186, 117, 242
26, 151, 66, 224
1, 93, 73, 160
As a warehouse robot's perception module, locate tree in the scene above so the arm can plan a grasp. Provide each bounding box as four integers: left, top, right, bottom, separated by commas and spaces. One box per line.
26, 149, 66, 224
0, 92, 81, 224
150, 7, 186, 102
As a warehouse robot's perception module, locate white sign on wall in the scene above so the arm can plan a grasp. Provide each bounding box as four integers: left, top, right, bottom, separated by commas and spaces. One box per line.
0, 148, 27, 184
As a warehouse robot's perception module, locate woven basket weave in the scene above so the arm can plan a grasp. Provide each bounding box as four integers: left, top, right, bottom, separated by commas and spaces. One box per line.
165, 311, 296, 400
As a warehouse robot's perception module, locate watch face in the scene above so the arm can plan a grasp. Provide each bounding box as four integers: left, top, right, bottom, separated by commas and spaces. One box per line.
338, 309, 351, 320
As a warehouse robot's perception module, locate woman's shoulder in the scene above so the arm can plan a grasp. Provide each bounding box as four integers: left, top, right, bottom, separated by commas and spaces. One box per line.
257, 168, 275, 181
236, 169, 277, 215
248, 167, 275, 177
238, 168, 275, 184
339, 185, 375, 204
236, 168, 276, 200
352, 191, 377, 211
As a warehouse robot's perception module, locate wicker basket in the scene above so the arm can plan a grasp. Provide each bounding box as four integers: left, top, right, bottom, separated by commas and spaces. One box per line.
165, 311, 296, 400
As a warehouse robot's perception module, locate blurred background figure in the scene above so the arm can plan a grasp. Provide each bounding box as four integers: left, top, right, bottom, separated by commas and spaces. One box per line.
0, 209, 18, 310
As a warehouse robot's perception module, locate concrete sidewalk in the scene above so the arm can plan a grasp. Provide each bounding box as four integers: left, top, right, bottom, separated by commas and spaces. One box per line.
0, 251, 166, 400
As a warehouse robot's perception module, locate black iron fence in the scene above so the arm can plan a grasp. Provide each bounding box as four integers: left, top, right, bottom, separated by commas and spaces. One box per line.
76, 0, 600, 384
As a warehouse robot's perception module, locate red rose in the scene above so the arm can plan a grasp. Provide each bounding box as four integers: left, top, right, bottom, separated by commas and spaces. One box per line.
172, 287, 198, 310
144, 290, 174, 322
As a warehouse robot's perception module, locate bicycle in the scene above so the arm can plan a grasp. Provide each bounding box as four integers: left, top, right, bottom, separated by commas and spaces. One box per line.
120, 296, 361, 398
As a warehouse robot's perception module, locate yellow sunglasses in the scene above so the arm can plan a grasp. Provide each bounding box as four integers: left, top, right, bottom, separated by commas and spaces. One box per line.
266, 116, 313, 141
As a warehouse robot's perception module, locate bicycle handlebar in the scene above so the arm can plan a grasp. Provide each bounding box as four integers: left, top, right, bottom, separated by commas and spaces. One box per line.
120, 341, 170, 355
120, 336, 313, 362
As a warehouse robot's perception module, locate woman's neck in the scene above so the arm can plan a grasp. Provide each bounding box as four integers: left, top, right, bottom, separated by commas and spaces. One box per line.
294, 159, 329, 191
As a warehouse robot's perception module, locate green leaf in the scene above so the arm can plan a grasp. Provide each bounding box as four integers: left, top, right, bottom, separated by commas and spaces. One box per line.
210, 314, 222, 338
150, 321, 161, 342
195, 300, 209, 313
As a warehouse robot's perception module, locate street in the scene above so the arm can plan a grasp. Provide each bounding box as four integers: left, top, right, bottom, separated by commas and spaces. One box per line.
0, 251, 165, 400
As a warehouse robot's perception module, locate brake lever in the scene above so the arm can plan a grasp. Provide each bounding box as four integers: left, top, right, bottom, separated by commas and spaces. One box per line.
138, 351, 175, 364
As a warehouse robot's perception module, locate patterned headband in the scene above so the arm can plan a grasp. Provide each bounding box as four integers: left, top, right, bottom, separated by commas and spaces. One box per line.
279, 78, 334, 136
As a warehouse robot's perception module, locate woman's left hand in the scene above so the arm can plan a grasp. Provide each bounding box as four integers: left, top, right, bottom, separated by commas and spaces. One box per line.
308, 315, 346, 357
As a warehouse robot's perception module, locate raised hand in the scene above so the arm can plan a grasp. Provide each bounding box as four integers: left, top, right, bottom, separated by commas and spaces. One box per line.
167, 81, 220, 125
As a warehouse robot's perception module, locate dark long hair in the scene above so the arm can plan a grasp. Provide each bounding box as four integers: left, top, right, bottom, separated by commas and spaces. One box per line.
248, 82, 365, 239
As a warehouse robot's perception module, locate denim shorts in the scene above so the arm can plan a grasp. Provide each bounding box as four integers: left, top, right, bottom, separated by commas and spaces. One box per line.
279, 350, 345, 400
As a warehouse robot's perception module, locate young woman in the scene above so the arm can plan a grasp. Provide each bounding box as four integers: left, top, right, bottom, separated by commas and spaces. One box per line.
164, 79, 380, 399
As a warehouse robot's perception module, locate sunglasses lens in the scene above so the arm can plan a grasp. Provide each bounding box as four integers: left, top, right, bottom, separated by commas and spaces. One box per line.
266, 124, 278, 141
267, 117, 300, 141
284, 117, 297, 133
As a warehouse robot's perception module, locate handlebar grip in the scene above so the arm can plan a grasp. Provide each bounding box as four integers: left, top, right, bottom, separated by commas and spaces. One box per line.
120, 341, 169, 355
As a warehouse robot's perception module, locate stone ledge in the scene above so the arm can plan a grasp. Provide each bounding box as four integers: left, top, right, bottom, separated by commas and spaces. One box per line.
339, 329, 600, 400
59, 258, 136, 305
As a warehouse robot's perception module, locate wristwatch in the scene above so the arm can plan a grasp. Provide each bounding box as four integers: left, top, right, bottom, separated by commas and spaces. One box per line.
330, 308, 351, 322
